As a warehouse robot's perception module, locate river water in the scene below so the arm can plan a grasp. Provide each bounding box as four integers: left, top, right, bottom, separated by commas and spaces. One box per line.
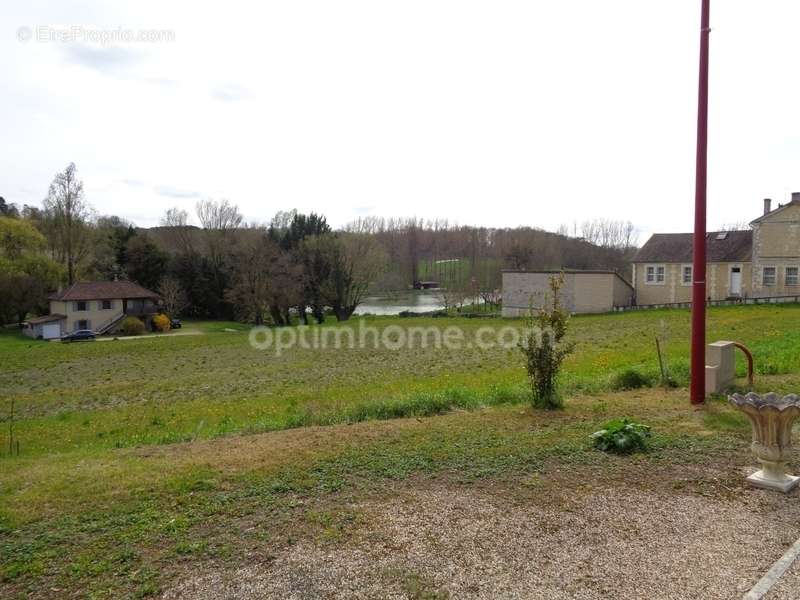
354, 290, 447, 315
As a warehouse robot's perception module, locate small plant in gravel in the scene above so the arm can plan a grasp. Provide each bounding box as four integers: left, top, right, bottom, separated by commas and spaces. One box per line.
519, 274, 574, 410
592, 418, 651, 454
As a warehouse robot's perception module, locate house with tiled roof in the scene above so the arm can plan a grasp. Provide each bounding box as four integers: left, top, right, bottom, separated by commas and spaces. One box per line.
632, 194, 800, 305
23, 281, 159, 339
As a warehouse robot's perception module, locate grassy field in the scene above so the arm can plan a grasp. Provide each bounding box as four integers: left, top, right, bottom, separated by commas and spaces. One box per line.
2, 304, 800, 597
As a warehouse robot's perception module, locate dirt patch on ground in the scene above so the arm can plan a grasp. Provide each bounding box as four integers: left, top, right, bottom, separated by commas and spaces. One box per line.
161, 473, 800, 599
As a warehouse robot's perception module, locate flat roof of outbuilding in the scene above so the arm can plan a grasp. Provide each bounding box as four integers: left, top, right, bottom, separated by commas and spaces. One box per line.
502, 269, 633, 289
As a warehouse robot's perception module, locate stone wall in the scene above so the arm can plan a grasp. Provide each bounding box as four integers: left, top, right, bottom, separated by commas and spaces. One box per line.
751, 203, 800, 297
632, 262, 752, 305
50, 299, 123, 333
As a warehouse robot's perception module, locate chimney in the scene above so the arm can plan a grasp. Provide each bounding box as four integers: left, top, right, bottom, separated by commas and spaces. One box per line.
764, 198, 772, 215
792, 192, 800, 204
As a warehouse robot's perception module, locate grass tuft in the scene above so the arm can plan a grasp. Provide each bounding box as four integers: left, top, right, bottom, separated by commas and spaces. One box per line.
611, 368, 653, 391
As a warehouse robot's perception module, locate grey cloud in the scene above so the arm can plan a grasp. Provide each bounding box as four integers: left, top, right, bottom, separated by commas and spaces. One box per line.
154, 185, 201, 199
62, 44, 143, 75
61, 45, 174, 87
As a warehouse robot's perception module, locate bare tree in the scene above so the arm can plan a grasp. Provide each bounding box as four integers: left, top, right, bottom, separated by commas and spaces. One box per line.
195, 198, 243, 266
313, 233, 387, 321
196, 198, 243, 231
265, 251, 304, 325
370, 270, 407, 297
580, 218, 637, 250
344, 216, 387, 235
406, 218, 421, 285
504, 239, 533, 270
435, 285, 469, 314
717, 221, 750, 232
158, 276, 189, 316
42, 163, 93, 284
479, 287, 502, 311
160, 207, 195, 255
226, 229, 303, 325
225, 233, 277, 325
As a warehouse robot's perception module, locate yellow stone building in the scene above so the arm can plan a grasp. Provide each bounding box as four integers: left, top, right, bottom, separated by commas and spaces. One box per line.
632, 195, 800, 306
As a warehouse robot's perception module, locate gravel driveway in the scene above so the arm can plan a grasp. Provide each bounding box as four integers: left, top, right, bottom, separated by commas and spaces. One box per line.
162, 475, 800, 599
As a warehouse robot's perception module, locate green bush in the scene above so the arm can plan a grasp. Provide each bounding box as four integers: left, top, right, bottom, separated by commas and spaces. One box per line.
519, 274, 574, 410
592, 418, 651, 454
121, 316, 145, 336
611, 368, 651, 391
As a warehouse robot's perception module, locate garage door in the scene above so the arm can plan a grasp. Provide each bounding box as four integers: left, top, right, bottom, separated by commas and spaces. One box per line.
42, 323, 61, 339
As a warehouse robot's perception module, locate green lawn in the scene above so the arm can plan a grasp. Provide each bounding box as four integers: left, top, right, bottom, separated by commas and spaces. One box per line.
2, 304, 800, 598
2, 305, 797, 458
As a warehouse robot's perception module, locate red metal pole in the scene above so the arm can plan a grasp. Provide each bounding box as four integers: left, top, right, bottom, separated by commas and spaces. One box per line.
690, 0, 711, 405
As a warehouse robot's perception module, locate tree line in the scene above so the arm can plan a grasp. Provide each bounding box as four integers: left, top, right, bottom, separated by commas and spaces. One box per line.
0, 163, 637, 326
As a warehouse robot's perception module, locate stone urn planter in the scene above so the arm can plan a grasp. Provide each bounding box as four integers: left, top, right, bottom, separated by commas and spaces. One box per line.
729, 392, 800, 493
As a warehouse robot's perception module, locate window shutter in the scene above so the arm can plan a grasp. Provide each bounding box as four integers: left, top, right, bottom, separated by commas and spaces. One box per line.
87, 319, 92, 330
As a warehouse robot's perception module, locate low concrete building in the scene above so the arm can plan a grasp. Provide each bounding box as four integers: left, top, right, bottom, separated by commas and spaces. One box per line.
502, 270, 634, 317
22, 314, 67, 340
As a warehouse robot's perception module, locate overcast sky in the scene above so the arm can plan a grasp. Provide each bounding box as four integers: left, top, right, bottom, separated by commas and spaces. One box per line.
2, 1, 799, 241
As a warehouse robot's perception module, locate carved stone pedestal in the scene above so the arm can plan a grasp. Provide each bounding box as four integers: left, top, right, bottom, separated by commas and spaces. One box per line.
729, 392, 800, 493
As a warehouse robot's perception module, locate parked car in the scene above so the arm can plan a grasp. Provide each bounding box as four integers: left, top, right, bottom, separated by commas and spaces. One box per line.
170, 318, 182, 329
61, 329, 96, 343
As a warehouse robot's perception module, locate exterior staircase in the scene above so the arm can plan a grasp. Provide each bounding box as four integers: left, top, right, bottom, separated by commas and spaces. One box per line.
95, 312, 125, 335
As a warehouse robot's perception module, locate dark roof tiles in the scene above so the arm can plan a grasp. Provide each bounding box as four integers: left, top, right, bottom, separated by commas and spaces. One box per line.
632, 230, 752, 263
49, 281, 159, 301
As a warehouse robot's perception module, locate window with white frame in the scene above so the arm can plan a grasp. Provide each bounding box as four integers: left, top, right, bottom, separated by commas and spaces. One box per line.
763, 266, 777, 286
681, 265, 692, 285
645, 264, 665, 285
786, 267, 799, 286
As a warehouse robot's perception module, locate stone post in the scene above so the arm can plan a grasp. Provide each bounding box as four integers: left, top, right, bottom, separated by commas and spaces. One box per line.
705, 341, 735, 394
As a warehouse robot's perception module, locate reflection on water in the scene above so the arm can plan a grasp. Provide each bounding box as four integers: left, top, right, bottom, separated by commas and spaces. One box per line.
355, 290, 446, 315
